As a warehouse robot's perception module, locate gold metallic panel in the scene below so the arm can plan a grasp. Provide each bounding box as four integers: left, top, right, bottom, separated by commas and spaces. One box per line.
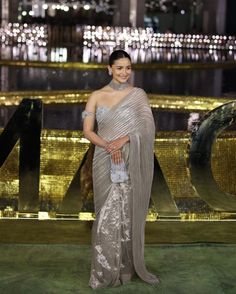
212, 135, 236, 195
188, 101, 236, 211
0, 143, 19, 198
0, 130, 236, 220
0, 59, 236, 70
154, 132, 198, 198
0, 90, 231, 111
39, 130, 90, 207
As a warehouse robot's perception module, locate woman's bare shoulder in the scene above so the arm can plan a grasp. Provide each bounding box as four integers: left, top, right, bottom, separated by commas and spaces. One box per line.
90, 86, 111, 100
87, 86, 110, 107
87, 89, 101, 102
90, 86, 111, 97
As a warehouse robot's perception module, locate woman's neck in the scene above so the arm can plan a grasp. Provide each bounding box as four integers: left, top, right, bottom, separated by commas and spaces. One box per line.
108, 79, 130, 91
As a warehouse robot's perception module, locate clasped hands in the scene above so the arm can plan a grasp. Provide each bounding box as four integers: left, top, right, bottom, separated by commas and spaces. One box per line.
105, 136, 128, 164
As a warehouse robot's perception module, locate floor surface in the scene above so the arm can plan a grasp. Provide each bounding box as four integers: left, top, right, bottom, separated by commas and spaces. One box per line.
0, 243, 236, 294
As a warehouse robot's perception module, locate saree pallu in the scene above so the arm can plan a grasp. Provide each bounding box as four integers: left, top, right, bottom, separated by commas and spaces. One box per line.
89, 87, 159, 289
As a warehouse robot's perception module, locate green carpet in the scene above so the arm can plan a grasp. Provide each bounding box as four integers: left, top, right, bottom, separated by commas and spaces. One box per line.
0, 244, 236, 294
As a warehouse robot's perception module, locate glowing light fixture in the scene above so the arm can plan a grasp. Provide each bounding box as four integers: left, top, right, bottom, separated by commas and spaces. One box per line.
42, 4, 48, 10
84, 4, 91, 10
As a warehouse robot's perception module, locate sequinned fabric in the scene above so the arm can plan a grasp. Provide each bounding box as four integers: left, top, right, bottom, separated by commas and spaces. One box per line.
96, 106, 110, 122
89, 88, 159, 289
89, 182, 134, 289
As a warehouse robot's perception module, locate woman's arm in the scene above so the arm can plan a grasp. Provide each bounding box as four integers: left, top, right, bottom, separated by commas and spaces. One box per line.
83, 92, 108, 148
83, 91, 127, 156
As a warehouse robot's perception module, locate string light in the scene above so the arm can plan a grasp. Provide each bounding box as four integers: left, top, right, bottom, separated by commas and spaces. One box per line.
0, 24, 236, 63
0, 23, 48, 46
83, 4, 91, 11
83, 26, 236, 51
82, 26, 236, 63
20, 1, 114, 16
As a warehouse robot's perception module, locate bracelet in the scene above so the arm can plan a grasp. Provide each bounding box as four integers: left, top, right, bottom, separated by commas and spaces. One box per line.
82, 110, 95, 120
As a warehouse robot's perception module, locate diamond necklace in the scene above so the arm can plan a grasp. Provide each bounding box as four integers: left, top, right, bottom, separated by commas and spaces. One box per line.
108, 79, 130, 91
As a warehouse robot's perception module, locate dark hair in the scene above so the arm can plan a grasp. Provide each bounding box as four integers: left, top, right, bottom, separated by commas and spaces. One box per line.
109, 50, 131, 66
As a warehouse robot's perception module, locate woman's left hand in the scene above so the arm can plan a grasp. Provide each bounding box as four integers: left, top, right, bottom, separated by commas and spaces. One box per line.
111, 150, 123, 164
106, 136, 129, 154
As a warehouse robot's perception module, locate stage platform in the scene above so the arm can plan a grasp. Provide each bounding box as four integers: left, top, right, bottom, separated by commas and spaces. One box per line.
1, 219, 236, 244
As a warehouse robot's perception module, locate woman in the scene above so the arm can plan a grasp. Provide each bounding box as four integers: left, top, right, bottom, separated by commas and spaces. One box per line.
83, 50, 159, 289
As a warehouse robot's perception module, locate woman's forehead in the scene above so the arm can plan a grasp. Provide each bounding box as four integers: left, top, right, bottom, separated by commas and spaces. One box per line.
113, 58, 131, 66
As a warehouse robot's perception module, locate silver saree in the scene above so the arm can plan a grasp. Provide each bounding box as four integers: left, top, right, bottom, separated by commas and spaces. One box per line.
89, 87, 159, 289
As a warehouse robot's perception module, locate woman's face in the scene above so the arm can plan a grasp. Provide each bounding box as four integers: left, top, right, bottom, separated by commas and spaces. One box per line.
108, 57, 132, 83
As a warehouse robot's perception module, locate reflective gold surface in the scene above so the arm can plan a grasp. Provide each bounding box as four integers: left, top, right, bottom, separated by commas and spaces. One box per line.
39, 130, 90, 206
1, 59, 236, 70
154, 131, 236, 199
1, 130, 236, 220
0, 90, 90, 106
188, 101, 236, 211
0, 90, 231, 111
212, 133, 236, 195
154, 132, 197, 199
